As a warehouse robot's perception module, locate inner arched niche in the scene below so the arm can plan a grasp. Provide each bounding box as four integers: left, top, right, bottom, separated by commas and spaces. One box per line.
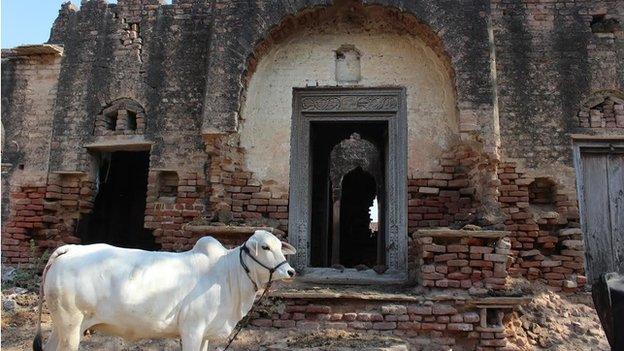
239, 3, 459, 188
327, 133, 384, 269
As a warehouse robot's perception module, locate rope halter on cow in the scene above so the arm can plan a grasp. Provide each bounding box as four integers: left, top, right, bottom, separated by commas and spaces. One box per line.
224, 241, 290, 351
239, 241, 289, 291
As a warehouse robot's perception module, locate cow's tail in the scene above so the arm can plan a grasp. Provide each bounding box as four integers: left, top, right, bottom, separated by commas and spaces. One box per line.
33, 246, 71, 351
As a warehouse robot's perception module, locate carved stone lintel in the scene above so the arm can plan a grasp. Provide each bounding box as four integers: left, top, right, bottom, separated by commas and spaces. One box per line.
301, 95, 399, 112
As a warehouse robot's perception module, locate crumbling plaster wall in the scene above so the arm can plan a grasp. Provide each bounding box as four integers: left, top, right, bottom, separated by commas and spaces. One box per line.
208, 0, 500, 227
2, 0, 621, 273
47, 0, 210, 176
1, 52, 62, 217
1, 0, 215, 261
492, 0, 624, 195
203, 0, 496, 150
1, 54, 61, 180
240, 28, 458, 189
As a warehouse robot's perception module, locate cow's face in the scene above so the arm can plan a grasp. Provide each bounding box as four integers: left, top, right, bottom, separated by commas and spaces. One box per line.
247, 230, 296, 281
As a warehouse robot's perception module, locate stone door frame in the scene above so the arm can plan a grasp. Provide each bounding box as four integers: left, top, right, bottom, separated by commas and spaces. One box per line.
288, 87, 408, 284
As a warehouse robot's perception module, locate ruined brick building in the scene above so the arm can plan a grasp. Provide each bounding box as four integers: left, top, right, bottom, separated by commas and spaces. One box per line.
1, 0, 623, 349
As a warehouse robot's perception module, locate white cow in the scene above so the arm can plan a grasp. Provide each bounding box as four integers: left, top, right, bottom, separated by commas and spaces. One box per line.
33, 230, 296, 351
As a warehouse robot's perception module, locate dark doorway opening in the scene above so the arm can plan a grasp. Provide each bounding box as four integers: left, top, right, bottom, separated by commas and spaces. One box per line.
310, 121, 387, 269
339, 167, 378, 267
77, 151, 156, 250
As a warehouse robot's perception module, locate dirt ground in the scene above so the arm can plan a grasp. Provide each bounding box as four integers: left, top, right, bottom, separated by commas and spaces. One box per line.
504, 285, 610, 351
0, 284, 611, 351
0, 291, 407, 351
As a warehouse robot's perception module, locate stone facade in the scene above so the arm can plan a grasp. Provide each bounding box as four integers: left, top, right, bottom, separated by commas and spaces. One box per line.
2, 0, 623, 350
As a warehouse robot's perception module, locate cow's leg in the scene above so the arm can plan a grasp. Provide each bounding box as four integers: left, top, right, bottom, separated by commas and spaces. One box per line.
43, 329, 59, 351
59, 326, 82, 351
200, 339, 209, 351
56, 313, 83, 351
180, 330, 203, 351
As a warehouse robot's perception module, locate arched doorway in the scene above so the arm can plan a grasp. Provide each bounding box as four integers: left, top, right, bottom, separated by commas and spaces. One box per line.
290, 88, 407, 282
236, 1, 460, 282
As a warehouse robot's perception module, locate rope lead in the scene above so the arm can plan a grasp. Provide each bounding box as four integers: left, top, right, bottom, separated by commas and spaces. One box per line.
223, 242, 288, 350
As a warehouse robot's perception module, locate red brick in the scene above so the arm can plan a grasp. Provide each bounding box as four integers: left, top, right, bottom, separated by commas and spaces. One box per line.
306, 305, 331, 314
372, 321, 396, 330
434, 253, 458, 262
448, 323, 473, 331
448, 244, 469, 253
397, 321, 421, 330
251, 318, 273, 327
432, 305, 457, 315
421, 323, 446, 331
408, 305, 432, 315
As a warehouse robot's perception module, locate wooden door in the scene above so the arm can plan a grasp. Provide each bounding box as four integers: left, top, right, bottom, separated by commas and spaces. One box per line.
576, 145, 624, 284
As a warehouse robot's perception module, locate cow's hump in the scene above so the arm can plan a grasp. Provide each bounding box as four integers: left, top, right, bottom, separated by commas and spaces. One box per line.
192, 236, 228, 257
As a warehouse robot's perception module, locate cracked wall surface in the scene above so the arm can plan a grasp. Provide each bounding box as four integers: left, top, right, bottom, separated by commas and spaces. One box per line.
2, 1, 623, 349
1, 0, 622, 299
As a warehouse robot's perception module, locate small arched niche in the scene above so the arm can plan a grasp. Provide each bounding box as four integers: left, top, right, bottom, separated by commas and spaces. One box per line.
95, 98, 146, 136
325, 133, 385, 269
157, 170, 179, 199
528, 177, 557, 208
577, 90, 624, 128
335, 44, 361, 84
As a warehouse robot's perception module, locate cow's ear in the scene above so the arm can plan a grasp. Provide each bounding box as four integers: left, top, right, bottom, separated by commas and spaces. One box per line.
281, 241, 296, 255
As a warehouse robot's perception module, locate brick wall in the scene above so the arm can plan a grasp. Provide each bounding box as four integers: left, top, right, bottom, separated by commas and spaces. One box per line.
46, 0, 210, 177
497, 161, 586, 291
493, 0, 623, 171
144, 170, 207, 251
206, 134, 289, 232
407, 145, 488, 232
577, 91, 624, 128
412, 230, 511, 291
1, 49, 62, 226
249, 297, 514, 351
2, 173, 95, 263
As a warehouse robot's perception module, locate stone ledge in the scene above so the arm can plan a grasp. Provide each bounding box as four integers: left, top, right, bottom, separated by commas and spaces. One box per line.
184, 225, 285, 237
297, 268, 407, 285
470, 296, 533, 308
271, 289, 425, 302
49, 170, 86, 175
84, 136, 152, 151
272, 289, 531, 307
2, 44, 63, 57
570, 134, 624, 140
413, 228, 510, 239
270, 282, 531, 306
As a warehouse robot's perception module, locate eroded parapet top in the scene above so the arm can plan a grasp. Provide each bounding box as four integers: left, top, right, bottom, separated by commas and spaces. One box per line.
73, 0, 196, 9
1, 44, 63, 57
